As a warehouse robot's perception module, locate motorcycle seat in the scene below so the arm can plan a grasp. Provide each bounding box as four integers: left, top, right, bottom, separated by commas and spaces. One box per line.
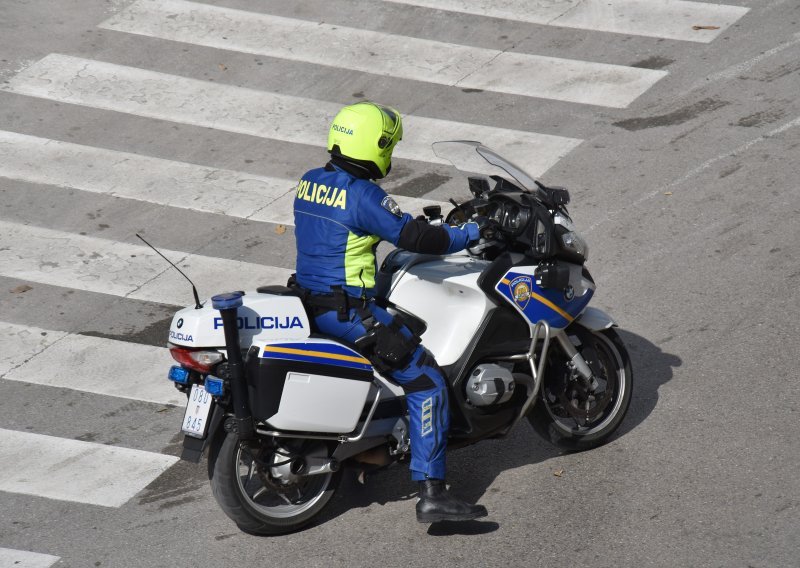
256, 284, 303, 297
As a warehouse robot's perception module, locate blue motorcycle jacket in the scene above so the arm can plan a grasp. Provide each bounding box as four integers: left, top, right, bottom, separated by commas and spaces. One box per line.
294, 161, 478, 298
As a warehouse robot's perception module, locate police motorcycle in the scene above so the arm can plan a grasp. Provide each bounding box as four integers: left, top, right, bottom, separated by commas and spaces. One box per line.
165, 140, 632, 535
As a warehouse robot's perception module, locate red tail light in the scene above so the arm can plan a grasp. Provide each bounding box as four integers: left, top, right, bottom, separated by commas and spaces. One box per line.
169, 345, 224, 373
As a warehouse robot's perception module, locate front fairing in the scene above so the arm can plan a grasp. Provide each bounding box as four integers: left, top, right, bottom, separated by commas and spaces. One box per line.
432, 140, 539, 191
495, 263, 595, 330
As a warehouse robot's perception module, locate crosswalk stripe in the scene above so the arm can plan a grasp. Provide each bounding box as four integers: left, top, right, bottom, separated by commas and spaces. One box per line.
99, 0, 665, 107
0, 428, 178, 507
0, 130, 447, 225
0, 220, 292, 307
0, 322, 69, 376
2, 54, 582, 177
382, 0, 749, 43
0, 322, 183, 406
0, 548, 60, 568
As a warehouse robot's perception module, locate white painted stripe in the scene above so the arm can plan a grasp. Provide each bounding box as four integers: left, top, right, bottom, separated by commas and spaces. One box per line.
0, 220, 292, 306
383, 0, 749, 43
0, 130, 448, 225
0, 428, 178, 507
553, 0, 749, 42
2, 55, 582, 176
99, 0, 664, 107
0, 322, 68, 377
0, 130, 295, 223
0, 548, 60, 568
0, 322, 184, 406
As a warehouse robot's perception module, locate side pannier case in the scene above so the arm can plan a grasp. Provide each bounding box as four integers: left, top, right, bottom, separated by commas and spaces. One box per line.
246, 338, 375, 433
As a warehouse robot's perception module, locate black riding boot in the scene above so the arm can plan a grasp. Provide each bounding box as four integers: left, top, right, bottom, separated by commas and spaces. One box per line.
416, 479, 488, 523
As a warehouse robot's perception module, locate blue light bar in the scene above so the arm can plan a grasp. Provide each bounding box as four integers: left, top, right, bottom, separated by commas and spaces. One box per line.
205, 375, 226, 397
212, 291, 243, 310
168, 365, 190, 385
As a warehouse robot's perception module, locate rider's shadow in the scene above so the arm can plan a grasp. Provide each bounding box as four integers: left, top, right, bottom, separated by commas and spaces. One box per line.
316, 330, 680, 535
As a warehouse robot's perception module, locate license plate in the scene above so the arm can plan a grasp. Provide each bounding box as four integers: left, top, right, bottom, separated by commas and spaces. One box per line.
182, 383, 213, 438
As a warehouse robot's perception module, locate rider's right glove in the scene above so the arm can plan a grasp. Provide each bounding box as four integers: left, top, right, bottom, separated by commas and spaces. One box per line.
442, 221, 480, 254
472, 216, 497, 241
463, 221, 481, 243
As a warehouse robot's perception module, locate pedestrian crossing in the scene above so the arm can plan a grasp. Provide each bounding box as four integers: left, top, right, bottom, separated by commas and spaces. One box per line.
0, 547, 60, 568
382, 0, 749, 42
2, 54, 582, 176
0, 428, 178, 507
99, 0, 667, 107
0, 130, 447, 225
0, 0, 749, 550
0, 219, 292, 305
1, 321, 182, 405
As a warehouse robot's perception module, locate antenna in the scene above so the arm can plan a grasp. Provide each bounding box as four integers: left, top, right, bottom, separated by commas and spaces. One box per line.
136, 233, 202, 309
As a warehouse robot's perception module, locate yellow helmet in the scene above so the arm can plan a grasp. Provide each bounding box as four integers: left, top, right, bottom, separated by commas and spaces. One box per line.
327, 102, 403, 179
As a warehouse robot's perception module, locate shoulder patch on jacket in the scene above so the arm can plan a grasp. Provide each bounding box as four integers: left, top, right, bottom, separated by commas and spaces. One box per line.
380, 196, 403, 217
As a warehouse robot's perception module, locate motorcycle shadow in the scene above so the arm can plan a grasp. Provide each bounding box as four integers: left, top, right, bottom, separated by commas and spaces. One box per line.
315, 330, 678, 535
319, 465, 502, 535
613, 329, 681, 438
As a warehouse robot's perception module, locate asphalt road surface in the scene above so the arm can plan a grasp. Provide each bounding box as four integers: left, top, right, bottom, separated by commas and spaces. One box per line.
0, 1, 798, 567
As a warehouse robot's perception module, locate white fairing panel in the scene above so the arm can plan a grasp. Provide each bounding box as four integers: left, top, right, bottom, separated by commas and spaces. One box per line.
386, 255, 493, 366
167, 292, 310, 348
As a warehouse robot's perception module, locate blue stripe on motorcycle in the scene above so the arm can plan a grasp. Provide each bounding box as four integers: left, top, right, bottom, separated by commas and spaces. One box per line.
261, 350, 372, 371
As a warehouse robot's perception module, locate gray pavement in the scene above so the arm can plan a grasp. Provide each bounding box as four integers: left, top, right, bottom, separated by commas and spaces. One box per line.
0, 0, 798, 567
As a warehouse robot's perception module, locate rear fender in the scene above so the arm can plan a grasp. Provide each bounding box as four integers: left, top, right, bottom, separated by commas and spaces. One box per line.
181, 404, 226, 463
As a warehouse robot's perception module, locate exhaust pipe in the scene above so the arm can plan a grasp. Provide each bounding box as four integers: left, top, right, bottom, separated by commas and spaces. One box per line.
212, 292, 254, 440
293, 457, 340, 476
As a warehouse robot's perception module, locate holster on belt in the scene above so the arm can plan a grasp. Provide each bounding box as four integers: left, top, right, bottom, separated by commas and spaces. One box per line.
287, 275, 420, 372
287, 276, 362, 322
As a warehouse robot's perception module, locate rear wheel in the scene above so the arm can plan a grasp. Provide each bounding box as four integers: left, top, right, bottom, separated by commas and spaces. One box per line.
528, 326, 632, 451
208, 431, 341, 535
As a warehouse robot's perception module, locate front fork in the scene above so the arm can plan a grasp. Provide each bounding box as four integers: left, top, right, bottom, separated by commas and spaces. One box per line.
507, 323, 597, 433
553, 331, 599, 392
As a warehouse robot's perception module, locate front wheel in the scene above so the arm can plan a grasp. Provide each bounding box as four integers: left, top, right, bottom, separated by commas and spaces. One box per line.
528, 326, 633, 451
208, 431, 341, 535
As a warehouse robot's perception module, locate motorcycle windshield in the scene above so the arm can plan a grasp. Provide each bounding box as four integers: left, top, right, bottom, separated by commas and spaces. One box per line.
431, 140, 538, 191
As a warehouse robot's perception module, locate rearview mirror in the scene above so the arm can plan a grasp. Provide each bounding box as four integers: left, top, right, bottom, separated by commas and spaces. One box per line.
468, 176, 491, 197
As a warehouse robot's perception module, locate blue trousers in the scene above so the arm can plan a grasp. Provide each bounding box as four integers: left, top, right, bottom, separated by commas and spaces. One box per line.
314, 302, 449, 481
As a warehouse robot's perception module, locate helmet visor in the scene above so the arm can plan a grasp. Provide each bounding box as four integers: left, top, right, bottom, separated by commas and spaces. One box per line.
376, 105, 402, 150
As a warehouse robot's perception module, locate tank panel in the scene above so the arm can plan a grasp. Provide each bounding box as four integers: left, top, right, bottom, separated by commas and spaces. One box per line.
386, 256, 493, 366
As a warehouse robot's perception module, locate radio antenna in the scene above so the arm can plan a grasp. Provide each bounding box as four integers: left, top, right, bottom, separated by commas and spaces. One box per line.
136, 233, 202, 309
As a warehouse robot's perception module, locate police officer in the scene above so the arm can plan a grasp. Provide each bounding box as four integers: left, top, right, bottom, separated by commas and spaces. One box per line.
293, 102, 487, 523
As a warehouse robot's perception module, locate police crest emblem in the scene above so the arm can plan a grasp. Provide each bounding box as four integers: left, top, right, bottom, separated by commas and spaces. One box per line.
509, 275, 532, 310
380, 196, 403, 217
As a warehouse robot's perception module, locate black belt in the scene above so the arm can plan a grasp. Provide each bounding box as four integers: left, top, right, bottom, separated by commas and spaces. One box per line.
287, 277, 370, 322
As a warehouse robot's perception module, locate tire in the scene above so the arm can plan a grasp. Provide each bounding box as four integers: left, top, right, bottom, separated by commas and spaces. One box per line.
528, 326, 633, 451
208, 431, 341, 535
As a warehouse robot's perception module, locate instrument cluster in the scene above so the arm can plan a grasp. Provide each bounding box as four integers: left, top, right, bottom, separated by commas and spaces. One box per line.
487, 198, 531, 236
